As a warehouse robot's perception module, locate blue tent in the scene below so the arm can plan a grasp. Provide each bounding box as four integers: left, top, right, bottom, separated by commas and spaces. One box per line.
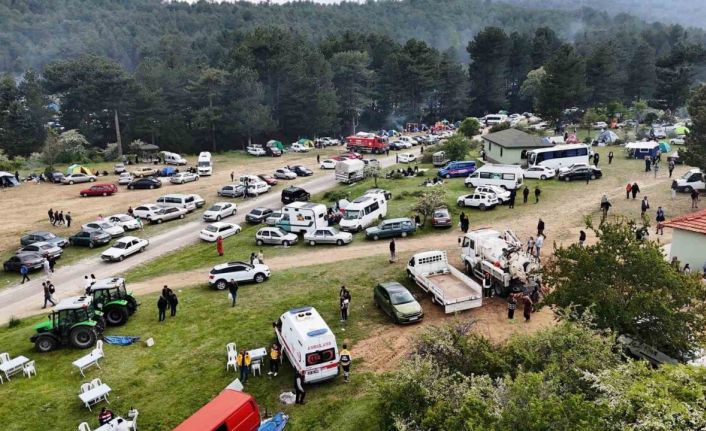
659, 142, 671, 153
159, 166, 176, 176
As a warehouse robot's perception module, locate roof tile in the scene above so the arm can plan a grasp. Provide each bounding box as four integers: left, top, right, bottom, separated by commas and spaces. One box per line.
663, 208, 706, 235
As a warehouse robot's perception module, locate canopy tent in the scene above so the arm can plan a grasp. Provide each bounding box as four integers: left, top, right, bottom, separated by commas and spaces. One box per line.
595, 130, 619, 144
0, 171, 19, 187
66, 164, 92, 175
297, 139, 315, 148
267, 140, 284, 150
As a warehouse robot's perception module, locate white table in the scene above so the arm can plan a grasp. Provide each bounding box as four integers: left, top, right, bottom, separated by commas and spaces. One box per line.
0, 356, 28, 380
94, 416, 133, 431
73, 351, 103, 377
248, 347, 267, 362
79, 383, 112, 410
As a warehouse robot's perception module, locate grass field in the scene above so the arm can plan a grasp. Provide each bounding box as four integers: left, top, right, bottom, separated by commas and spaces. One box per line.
0, 256, 406, 431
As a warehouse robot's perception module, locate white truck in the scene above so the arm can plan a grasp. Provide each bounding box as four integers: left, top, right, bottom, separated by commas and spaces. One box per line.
335, 159, 365, 184
673, 168, 704, 193
197, 152, 213, 176
406, 251, 483, 313
459, 228, 540, 296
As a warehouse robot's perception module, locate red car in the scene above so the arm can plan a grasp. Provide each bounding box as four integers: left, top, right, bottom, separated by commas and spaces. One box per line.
341, 152, 363, 159
257, 174, 278, 186
80, 183, 118, 197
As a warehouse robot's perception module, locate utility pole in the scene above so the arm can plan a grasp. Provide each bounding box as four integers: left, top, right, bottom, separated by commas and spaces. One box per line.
114, 109, 123, 159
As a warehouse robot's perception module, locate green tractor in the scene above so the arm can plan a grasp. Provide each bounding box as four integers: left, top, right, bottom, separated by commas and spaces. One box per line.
30, 296, 105, 353
88, 277, 139, 326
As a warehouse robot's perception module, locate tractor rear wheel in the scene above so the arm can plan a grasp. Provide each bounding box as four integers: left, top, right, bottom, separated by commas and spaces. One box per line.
69, 326, 97, 349
35, 335, 57, 353
105, 305, 129, 326
126, 296, 139, 314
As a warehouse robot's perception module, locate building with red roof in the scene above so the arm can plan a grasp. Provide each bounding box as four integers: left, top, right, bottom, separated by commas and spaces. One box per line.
663, 208, 706, 272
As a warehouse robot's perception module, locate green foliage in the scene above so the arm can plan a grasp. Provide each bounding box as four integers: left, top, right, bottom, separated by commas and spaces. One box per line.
440, 134, 474, 161
7, 316, 21, 328
685, 84, 706, 172
0, 149, 23, 171
457, 117, 481, 139
581, 108, 605, 131
467, 27, 511, 114
538, 44, 586, 121
519, 67, 546, 111
411, 188, 447, 226
489, 122, 511, 133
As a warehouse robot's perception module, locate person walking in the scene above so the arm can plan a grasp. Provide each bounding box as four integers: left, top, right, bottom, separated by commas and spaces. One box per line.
692, 189, 700, 209
237, 350, 251, 384
461, 215, 469, 233
316, 154, 320, 164
389, 238, 396, 263
216, 236, 224, 256
578, 230, 586, 246
537, 218, 545, 237
127, 206, 134, 217
653, 162, 659, 178
167, 290, 178, 317
395, 154, 399, 163
668, 159, 675, 178
535, 234, 544, 261
593, 152, 600, 167
507, 295, 517, 320
526, 236, 535, 254
656, 206, 666, 235
294, 371, 306, 404
20, 264, 30, 284
523, 295, 533, 322
42, 258, 52, 278
625, 182, 632, 199
48, 208, 54, 224
268, 343, 280, 376
228, 279, 239, 307
534, 186, 541, 204
42, 282, 57, 308
482, 272, 492, 298
522, 186, 529, 204
257, 249, 264, 264
157, 294, 168, 322
230, 171, 234, 182
65, 211, 72, 228
135, 215, 143, 231
641, 196, 650, 216
57, 211, 64, 226
631, 182, 640, 199
339, 344, 352, 383
48, 258, 56, 273
340, 296, 350, 324
508, 188, 516, 209
608, 151, 614, 165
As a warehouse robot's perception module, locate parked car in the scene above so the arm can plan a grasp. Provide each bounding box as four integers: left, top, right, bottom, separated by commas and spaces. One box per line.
431, 208, 452, 228
170, 172, 199, 184
557, 166, 603, 182
246, 207, 274, 224
149, 206, 188, 224
474, 185, 511, 203
247, 146, 267, 156
523, 165, 556, 180
80, 183, 118, 197
203, 202, 237, 222
47, 172, 65, 183
113, 163, 126, 174
365, 218, 416, 240
398, 153, 417, 163
303, 227, 353, 246
132, 204, 163, 221
127, 177, 162, 190
290, 143, 309, 153
20, 231, 68, 248
118, 172, 134, 185
101, 236, 149, 262
108, 214, 140, 230
255, 227, 298, 246
320, 159, 337, 169
257, 174, 278, 186
62, 173, 96, 185
82, 221, 125, 238
188, 193, 205, 208
374, 282, 423, 324
68, 230, 112, 248
281, 186, 310, 204
456, 192, 500, 210
265, 211, 283, 226
274, 168, 297, 180
199, 222, 241, 242
17, 241, 63, 260
217, 184, 246, 198
208, 261, 271, 289
131, 166, 159, 177
3, 252, 45, 272
592, 121, 608, 129
292, 165, 313, 177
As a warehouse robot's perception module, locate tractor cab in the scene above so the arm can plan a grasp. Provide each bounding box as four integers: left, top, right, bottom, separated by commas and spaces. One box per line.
30, 296, 104, 353
89, 277, 139, 326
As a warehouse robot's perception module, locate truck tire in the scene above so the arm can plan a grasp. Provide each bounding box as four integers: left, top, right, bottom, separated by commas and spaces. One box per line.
35, 335, 57, 353
127, 296, 139, 314
94, 315, 106, 333
69, 326, 97, 350
104, 305, 129, 326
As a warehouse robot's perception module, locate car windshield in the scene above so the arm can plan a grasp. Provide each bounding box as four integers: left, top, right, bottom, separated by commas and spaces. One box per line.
113, 242, 129, 249
344, 210, 360, 220
390, 290, 415, 305
209, 205, 222, 211
433, 211, 448, 218
43, 233, 56, 239
98, 222, 112, 228
251, 210, 263, 216
205, 225, 219, 233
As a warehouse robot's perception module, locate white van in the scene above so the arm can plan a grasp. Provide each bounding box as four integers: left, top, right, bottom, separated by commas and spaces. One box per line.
156, 194, 197, 212
464, 164, 524, 190
197, 152, 213, 176
276, 202, 328, 234
483, 114, 508, 126
339, 194, 388, 232
274, 306, 339, 383
161, 151, 187, 166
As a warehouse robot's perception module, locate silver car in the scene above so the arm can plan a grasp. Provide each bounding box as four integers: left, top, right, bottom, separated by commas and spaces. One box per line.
255, 227, 298, 246
303, 227, 353, 246
17, 241, 63, 260
62, 173, 96, 185
170, 172, 199, 184
149, 206, 188, 224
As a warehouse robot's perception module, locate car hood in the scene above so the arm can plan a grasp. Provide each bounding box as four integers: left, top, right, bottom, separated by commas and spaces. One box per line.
101, 248, 123, 257
366, 226, 381, 234
394, 302, 422, 315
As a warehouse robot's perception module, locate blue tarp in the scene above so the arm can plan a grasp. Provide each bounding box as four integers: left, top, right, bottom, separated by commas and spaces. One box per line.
103, 336, 140, 346
159, 166, 176, 176
258, 413, 289, 431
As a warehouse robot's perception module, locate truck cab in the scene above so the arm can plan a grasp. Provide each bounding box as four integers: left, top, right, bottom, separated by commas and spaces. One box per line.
673, 168, 704, 193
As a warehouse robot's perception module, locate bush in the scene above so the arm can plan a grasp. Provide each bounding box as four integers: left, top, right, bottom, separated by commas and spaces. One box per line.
489, 122, 511, 133
8, 316, 21, 328
415, 170, 425, 177
420, 152, 434, 164
323, 190, 350, 202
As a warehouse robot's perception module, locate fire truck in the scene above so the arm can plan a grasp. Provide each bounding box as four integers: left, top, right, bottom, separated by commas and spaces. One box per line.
345, 132, 388, 154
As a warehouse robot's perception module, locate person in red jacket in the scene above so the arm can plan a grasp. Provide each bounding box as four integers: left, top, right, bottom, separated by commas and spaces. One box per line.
216, 236, 224, 256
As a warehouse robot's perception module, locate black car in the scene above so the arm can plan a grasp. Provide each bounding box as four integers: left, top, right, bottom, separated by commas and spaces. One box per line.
246, 207, 274, 224
127, 177, 162, 190
389, 141, 405, 151
3, 252, 45, 272
291, 165, 313, 177
265, 146, 282, 157
48, 172, 65, 183
558, 166, 602, 182
69, 230, 112, 248
281, 186, 310, 204
20, 231, 69, 248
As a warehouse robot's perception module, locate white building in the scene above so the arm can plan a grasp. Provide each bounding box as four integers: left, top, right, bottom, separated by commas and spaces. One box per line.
663, 208, 706, 273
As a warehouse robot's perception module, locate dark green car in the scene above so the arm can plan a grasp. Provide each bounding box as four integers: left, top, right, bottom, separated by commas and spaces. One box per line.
69, 229, 112, 248
373, 282, 423, 324
365, 218, 416, 241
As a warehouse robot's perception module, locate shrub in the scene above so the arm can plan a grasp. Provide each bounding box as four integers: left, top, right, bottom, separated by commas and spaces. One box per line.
323, 190, 350, 202
8, 316, 21, 328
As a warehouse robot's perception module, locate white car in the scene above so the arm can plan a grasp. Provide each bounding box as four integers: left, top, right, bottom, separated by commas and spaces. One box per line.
82, 221, 125, 238
320, 159, 337, 169
208, 261, 271, 289
247, 146, 267, 156
290, 143, 309, 153
456, 192, 500, 211
523, 166, 556, 180
255, 227, 298, 246
592, 121, 608, 129
108, 214, 140, 230
246, 181, 271, 196
149, 206, 188, 224
188, 193, 205, 208
118, 172, 134, 185
203, 202, 237, 222
133, 204, 163, 221
199, 222, 241, 242
303, 227, 353, 246
474, 185, 511, 203
101, 236, 149, 262
398, 153, 416, 163
170, 172, 199, 184
62, 173, 96, 185
274, 168, 297, 180
670, 137, 685, 146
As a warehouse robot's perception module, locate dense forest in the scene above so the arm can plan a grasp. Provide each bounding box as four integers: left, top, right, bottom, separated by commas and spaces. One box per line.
1, 0, 705, 158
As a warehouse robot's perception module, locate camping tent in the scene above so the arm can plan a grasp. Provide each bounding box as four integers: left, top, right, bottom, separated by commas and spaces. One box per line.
659, 142, 671, 153
595, 130, 619, 144
674, 125, 690, 136
66, 164, 92, 175
0, 171, 19, 187
267, 140, 284, 151
297, 139, 315, 149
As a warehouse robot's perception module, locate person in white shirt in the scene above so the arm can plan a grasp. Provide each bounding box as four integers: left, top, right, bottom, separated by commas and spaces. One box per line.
534, 235, 544, 261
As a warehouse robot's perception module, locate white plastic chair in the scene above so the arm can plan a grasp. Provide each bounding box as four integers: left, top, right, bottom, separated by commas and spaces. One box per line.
226, 342, 236, 355
128, 410, 138, 430
226, 352, 237, 372
94, 340, 104, 356
78, 422, 91, 431
0, 373, 4, 384
80, 383, 92, 394
90, 378, 102, 388
23, 360, 36, 378
251, 361, 262, 377
0, 352, 9, 364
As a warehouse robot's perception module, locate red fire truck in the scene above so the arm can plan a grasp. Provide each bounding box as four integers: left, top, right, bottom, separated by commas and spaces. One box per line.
345, 132, 388, 154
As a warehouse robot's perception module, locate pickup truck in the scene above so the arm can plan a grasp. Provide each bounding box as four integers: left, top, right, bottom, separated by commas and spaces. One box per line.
406, 250, 483, 313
